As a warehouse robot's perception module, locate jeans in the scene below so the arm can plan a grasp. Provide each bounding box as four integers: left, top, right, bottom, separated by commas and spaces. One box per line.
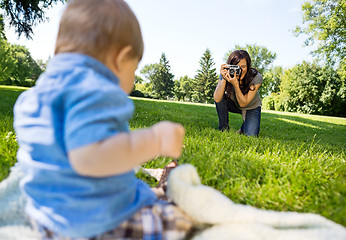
215, 95, 261, 136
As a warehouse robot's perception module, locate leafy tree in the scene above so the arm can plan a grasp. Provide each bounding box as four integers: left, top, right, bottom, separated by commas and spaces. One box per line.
0, 14, 6, 39
261, 66, 284, 97
0, 38, 16, 84
224, 44, 276, 75
0, 42, 43, 86
152, 53, 174, 99
337, 57, 346, 82
11, 44, 43, 85
36, 59, 47, 72
134, 82, 153, 97
294, 0, 346, 66
140, 63, 159, 83
174, 75, 193, 101
0, 18, 14, 84
0, 12, 43, 86
139, 54, 175, 99
193, 48, 218, 103
139, 63, 159, 97
278, 61, 345, 116
131, 75, 144, 91
135, 75, 144, 85
180, 76, 193, 101
173, 79, 183, 101
0, 0, 65, 38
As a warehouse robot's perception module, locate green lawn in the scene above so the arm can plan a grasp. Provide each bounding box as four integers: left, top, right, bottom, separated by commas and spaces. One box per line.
1, 85, 345, 226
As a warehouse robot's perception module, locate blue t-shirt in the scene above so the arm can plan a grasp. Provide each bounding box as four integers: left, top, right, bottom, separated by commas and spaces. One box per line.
13, 53, 156, 238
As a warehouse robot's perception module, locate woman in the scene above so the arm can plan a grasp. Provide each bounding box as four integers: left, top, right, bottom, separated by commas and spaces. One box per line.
214, 50, 262, 136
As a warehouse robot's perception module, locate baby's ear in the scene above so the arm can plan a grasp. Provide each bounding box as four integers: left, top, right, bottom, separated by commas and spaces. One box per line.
113, 46, 133, 71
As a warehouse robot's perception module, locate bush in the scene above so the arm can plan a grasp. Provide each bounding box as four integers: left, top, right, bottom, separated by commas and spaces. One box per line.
278, 62, 344, 116
262, 94, 276, 110
19, 79, 35, 87
0, 79, 12, 86
130, 89, 145, 98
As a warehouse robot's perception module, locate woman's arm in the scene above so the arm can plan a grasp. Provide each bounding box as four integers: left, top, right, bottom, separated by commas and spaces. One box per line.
214, 64, 231, 103
68, 121, 185, 177
233, 83, 261, 107
222, 69, 261, 107
214, 78, 227, 103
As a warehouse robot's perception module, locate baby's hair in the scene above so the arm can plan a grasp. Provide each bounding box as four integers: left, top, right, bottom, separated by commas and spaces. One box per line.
55, 0, 143, 61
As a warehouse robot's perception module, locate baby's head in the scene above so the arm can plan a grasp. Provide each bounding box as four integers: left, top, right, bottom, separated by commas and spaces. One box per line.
55, 0, 143, 61
55, 0, 142, 93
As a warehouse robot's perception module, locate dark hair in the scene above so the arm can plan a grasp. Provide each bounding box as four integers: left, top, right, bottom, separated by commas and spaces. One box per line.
226, 50, 258, 95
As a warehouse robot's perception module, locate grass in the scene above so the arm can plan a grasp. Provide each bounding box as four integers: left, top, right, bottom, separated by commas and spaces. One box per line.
1, 85, 345, 226
0, 86, 28, 180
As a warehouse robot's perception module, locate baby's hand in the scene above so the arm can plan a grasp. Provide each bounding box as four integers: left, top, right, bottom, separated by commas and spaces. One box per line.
152, 121, 185, 158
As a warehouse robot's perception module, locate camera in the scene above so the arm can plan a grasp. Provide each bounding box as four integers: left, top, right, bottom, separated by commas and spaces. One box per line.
225, 65, 241, 78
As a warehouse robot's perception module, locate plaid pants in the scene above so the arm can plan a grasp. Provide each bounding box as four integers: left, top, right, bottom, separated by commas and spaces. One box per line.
32, 200, 194, 240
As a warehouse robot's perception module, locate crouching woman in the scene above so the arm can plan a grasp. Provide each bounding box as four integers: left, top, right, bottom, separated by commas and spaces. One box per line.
214, 50, 262, 136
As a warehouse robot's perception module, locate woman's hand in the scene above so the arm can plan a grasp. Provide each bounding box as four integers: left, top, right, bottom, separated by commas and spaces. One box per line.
220, 64, 239, 87
220, 64, 229, 80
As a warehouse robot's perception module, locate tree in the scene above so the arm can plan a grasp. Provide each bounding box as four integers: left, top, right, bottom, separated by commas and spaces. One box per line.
0, 43, 43, 86
294, 0, 346, 66
132, 75, 143, 91
277, 61, 345, 116
174, 75, 193, 101
11, 44, 43, 85
224, 44, 277, 75
1, 12, 43, 86
151, 53, 175, 99
0, 14, 6, 39
140, 63, 159, 83
0, 0, 65, 38
337, 57, 346, 83
180, 76, 194, 101
140, 54, 174, 99
139, 63, 159, 97
135, 75, 144, 85
193, 49, 218, 103
173, 79, 183, 101
261, 66, 284, 97
0, 38, 16, 84
36, 59, 47, 72
0, 18, 15, 84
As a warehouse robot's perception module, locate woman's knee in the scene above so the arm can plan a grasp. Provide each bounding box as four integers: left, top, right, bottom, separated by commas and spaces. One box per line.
243, 108, 261, 136
244, 127, 260, 136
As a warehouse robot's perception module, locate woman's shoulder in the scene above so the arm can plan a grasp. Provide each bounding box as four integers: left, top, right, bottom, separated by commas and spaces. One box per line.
251, 69, 263, 84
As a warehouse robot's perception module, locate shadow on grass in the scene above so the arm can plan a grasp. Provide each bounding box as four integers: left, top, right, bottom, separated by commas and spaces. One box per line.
260, 112, 346, 151
131, 98, 346, 152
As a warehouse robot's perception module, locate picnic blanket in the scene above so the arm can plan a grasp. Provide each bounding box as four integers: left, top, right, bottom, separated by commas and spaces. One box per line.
0, 164, 345, 240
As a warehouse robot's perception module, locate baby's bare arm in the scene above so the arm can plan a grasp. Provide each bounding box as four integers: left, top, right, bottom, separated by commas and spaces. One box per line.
68, 121, 185, 177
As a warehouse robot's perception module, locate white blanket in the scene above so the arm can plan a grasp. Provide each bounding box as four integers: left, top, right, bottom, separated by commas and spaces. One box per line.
0, 165, 39, 239
167, 164, 346, 240
0, 164, 345, 240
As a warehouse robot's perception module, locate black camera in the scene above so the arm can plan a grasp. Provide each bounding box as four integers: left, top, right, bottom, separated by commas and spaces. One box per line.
225, 65, 241, 78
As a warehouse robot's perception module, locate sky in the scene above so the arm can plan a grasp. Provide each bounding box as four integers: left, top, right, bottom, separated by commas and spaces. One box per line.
4, 0, 315, 79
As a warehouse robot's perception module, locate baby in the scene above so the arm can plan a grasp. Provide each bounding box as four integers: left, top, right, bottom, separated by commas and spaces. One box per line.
13, 0, 193, 239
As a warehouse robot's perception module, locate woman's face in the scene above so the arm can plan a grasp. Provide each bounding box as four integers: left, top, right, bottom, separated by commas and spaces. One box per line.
237, 58, 247, 80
